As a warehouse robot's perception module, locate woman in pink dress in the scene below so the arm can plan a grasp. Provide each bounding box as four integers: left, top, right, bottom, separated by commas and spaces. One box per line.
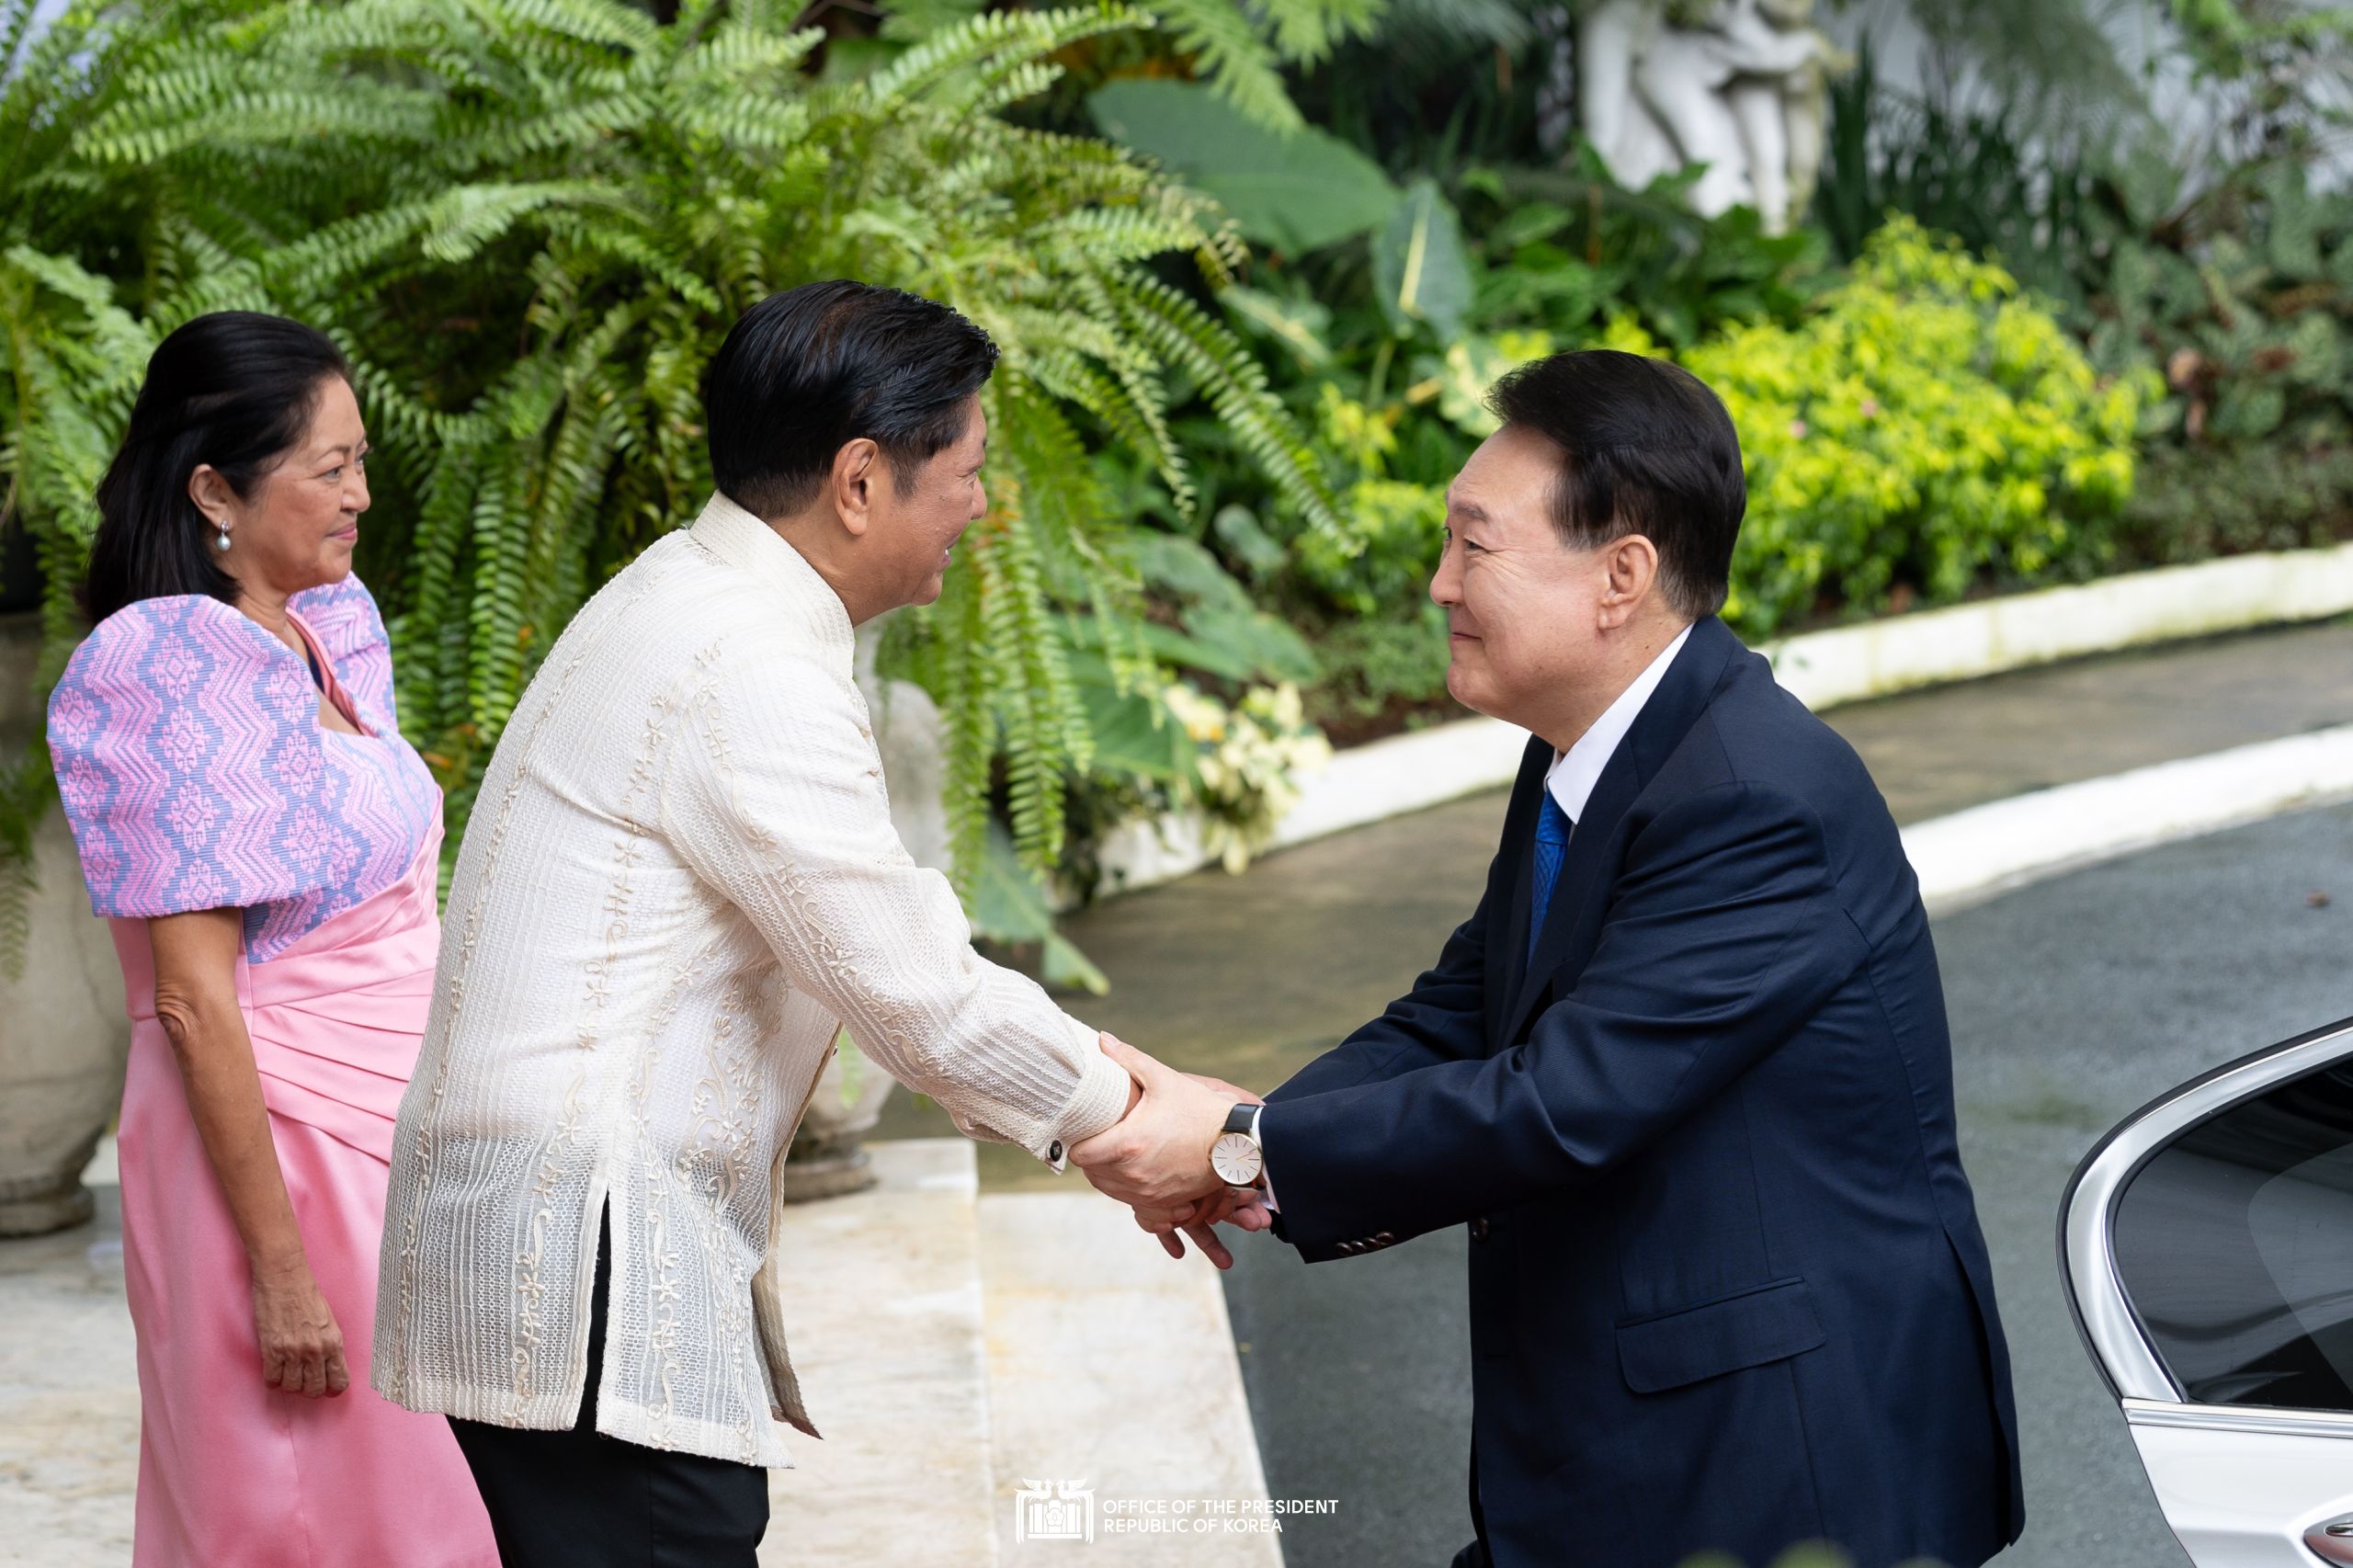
46, 312, 496, 1568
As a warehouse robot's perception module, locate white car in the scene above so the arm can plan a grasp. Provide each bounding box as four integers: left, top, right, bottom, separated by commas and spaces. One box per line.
2064, 1016, 2353, 1566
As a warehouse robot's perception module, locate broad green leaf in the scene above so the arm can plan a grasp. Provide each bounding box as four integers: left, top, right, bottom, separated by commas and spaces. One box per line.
967, 823, 1108, 995
1131, 528, 1250, 608
1180, 601, 1318, 686
2112, 142, 2184, 233
968, 820, 1053, 944
1074, 674, 1192, 781
1042, 932, 1110, 995
1488, 200, 1574, 251
1087, 78, 1397, 253
1371, 176, 1474, 341
1211, 503, 1286, 577
2262, 163, 2325, 279
2280, 311, 2346, 391
1119, 533, 1318, 683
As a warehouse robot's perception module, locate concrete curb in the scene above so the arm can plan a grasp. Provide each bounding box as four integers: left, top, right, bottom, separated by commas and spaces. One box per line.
1904, 722, 2353, 915
1093, 543, 2353, 900
1767, 542, 2353, 710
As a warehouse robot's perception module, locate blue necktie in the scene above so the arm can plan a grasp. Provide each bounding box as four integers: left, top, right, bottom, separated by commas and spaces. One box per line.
1528, 791, 1573, 968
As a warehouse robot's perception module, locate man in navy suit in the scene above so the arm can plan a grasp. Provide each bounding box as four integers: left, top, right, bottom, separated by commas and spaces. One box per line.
1075, 350, 2023, 1568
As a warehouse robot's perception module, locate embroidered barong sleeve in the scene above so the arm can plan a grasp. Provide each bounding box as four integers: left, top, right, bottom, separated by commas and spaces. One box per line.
659, 637, 1131, 1170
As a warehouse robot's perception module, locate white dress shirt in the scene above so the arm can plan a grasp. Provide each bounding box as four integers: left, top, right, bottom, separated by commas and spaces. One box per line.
375, 493, 1131, 1466
1542, 624, 1692, 825
1254, 624, 1693, 1206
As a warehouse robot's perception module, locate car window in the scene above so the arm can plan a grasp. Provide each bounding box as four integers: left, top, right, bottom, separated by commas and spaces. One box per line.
2111, 1061, 2353, 1409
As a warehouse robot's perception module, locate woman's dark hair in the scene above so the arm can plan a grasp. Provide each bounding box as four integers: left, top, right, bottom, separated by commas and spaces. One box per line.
81, 311, 351, 624
1485, 349, 1746, 619
703, 279, 999, 519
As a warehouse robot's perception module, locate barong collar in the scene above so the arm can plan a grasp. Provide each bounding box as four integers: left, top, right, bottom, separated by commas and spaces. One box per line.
687, 489, 857, 676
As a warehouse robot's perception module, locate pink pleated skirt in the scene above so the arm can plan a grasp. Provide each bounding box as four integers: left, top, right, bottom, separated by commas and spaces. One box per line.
107, 824, 495, 1568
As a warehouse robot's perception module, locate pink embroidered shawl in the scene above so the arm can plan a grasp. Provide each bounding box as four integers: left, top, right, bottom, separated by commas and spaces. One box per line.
47, 575, 441, 962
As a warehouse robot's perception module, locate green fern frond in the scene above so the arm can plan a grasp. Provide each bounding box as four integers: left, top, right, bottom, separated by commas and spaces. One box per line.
1105, 267, 1338, 532
6, 0, 1342, 934
863, 2, 1142, 108
1144, 0, 1300, 131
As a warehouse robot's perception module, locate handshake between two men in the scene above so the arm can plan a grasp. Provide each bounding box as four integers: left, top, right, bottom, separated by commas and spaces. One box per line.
1068, 1035, 1273, 1272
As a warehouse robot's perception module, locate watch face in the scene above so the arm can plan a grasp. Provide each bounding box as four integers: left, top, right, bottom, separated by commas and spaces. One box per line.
1211, 1132, 1263, 1187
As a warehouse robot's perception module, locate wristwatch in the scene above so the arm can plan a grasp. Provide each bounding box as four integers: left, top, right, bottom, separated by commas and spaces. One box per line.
1210, 1102, 1265, 1189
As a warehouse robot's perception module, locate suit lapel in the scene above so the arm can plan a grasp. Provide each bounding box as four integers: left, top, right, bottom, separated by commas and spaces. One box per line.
1499, 617, 1745, 1042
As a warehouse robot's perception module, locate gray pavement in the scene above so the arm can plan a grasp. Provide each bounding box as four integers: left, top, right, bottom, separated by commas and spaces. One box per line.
1829, 618, 2353, 824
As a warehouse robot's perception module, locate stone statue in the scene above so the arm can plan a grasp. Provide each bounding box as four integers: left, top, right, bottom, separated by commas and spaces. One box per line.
1577, 0, 1845, 234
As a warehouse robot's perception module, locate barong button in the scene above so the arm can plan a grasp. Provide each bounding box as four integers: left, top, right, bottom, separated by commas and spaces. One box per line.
1471, 1219, 1491, 1243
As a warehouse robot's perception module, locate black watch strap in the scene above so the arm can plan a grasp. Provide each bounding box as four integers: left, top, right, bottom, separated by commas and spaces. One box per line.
1222, 1102, 1259, 1137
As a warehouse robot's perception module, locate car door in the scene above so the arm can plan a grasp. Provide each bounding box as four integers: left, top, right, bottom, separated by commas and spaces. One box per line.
2063, 1015, 2353, 1568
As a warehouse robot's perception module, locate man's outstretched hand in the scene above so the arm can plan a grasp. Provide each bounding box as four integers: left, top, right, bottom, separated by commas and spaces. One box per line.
1072, 1036, 1231, 1208
1132, 1186, 1272, 1269
1073, 1040, 1268, 1269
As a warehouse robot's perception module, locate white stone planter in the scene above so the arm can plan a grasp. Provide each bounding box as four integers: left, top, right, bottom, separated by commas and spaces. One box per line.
0, 784, 129, 1235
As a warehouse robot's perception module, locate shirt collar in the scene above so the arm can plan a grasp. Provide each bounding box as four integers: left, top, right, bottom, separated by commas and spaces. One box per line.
1543, 624, 1693, 824
686, 490, 856, 673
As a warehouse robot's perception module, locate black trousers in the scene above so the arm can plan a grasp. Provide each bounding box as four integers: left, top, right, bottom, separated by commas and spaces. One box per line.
449, 1210, 769, 1568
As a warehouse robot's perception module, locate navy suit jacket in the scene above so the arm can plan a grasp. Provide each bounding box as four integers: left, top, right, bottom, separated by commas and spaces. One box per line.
1257, 616, 2023, 1568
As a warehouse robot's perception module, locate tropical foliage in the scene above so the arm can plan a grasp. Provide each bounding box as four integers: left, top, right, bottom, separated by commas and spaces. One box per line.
6, 0, 2347, 980
1815, 0, 2353, 587
0, 0, 187, 970
4, 0, 1346, 942
1619, 221, 2149, 633
1086, 74, 1834, 741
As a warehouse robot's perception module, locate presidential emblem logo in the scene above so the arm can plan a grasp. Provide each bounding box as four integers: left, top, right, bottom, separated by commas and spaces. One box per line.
1014, 1479, 1096, 1543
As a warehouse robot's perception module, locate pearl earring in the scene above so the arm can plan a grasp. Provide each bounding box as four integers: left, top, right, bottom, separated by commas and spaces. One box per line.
214, 526, 231, 551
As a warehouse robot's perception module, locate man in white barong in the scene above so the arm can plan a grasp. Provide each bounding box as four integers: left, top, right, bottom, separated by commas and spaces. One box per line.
374, 280, 1202, 1566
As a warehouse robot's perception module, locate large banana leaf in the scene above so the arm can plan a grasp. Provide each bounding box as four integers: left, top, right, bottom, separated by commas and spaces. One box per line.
1088, 77, 1396, 253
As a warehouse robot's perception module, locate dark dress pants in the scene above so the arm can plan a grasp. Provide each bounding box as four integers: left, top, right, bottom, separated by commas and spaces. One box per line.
449, 1210, 769, 1567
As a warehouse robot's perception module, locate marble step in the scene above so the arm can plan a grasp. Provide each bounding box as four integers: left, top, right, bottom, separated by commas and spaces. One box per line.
765, 1138, 999, 1566
979, 1187, 1284, 1568
762, 1136, 1283, 1565
13, 1134, 1279, 1566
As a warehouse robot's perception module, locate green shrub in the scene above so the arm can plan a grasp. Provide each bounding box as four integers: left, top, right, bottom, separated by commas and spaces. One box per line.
2113, 444, 2353, 565
1815, 9, 2353, 574
1614, 218, 2150, 636
1301, 601, 1455, 743
2090, 159, 2353, 457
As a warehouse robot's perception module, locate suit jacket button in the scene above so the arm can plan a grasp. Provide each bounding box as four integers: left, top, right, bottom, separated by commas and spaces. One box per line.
1470, 1218, 1491, 1242
1336, 1241, 1359, 1256
1048, 1140, 1063, 1164
1373, 1232, 1395, 1245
